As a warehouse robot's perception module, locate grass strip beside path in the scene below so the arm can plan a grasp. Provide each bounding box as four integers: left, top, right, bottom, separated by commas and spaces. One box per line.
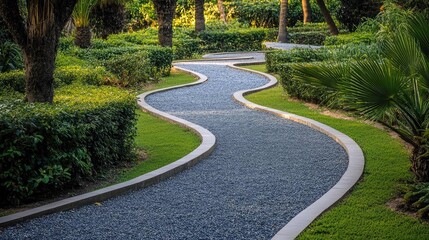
242, 64, 429, 239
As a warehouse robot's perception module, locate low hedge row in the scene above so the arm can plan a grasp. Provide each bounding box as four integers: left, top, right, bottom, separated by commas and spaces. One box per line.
324, 32, 376, 45
198, 29, 267, 52
266, 43, 380, 72
0, 85, 136, 206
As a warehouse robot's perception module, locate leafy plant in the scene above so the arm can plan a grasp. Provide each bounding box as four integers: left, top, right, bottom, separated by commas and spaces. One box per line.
0, 42, 23, 73
293, 14, 429, 182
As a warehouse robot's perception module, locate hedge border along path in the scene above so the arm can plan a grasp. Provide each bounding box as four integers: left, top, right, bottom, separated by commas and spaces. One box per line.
0, 68, 216, 228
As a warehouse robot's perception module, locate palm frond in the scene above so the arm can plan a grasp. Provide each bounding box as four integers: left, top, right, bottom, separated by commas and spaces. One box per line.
406, 13, 429, 59
344, 60, 406, 120
72, 0, 97, 27
292, 62, 348, 91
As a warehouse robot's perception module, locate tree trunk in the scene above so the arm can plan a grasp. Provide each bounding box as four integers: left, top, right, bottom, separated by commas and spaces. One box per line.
315, 0, 339, 35
195, 0, 205, 32
23, 38, 57, 103
412, 146, 429, 182
91, 2, 125, 39
0, 0, 77, 103
75, 26, 92, 48
217, 0, 227, 24
277, 0, 288, 43
153, 0, 177, 47
302, 0, 312, 24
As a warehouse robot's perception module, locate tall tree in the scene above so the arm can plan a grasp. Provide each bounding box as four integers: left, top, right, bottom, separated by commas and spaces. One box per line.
153, 0, 177, 47
0, 0, 77, 103
277, 0, 288, 42
302, 0, 312, 24
315, 0, 338, 35
217, 0, 227, 23
195, 0, 205, 32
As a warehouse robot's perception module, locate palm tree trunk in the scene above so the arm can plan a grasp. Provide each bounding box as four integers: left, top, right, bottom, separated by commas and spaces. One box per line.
412, 146, 429, 182
195, 0, 205, 32
302, 0, 312, 24
153, 0, 177, 47
217, 0, 227, 23
0, 0, 77, 103
75, 26, 92, 48
315, 0, 339, 35
277, 0, 288, 43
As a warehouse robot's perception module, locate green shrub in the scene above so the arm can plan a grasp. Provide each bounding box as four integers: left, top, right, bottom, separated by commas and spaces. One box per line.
198, 29, 266, 52
324, 32, 376, 45
266, 49, 326, 72
173, 38, 202, 59
54, 66, 112, 86
0, 41, 23, 73
70, 45, 146, 62
55, 53, 87, 67
289, 31, 326, 45
337, 0, 381, 32
0, 85, 136, 206
0, 70, 25, 93
143, 46, 173, 76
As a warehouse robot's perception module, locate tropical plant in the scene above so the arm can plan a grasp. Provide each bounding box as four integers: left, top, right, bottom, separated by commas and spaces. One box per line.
293, 14, 429, 181
0, 42, 23, 73
315, 0, 338, 35
337, 0, 381, 32
73, 0, 97, 48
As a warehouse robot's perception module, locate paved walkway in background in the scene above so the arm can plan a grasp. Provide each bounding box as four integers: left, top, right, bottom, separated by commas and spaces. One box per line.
0, 52, 347, 239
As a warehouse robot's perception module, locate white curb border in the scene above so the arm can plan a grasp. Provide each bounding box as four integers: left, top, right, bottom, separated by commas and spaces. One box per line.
229, 63, 364, 240
0, 67, 216, 228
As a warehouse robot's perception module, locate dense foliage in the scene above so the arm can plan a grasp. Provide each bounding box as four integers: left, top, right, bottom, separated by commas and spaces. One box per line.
0, 85, 136, 206
336, 0, 381, 32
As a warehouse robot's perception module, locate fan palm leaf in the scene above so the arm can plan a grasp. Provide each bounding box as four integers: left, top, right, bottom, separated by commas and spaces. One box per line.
293, 62, 348, 91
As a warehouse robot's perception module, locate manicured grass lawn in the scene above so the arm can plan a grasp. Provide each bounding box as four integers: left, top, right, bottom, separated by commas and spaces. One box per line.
117, 68, 201, 182
242, 64, 429, 239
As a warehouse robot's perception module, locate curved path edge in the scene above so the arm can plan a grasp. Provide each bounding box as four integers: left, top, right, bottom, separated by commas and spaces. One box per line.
0, 67, 216, 228
229, 63, 365, 240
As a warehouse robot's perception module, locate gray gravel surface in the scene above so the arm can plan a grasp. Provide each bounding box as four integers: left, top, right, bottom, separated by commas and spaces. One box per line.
0, 60, 348, 240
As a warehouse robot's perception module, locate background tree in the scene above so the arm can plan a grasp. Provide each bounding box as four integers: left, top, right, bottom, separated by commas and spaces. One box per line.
73, 0, 97, 48
91, 0, 127, 39
195, 0, 205, 32
153, 0, 177, 47
302, 0, 312, 23
277, 0, 288, 42
217, 0, 227, 23
315, 0, 338, 35
0, 0, 77, 103
337, 0, 381, 32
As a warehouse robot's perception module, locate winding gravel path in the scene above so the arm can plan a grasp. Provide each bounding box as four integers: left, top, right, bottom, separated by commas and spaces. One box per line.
0, 54, 348, 239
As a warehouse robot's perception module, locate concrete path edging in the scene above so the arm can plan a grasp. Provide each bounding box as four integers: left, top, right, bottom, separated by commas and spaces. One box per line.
229, 64, 365, 240
0, 67, 216, 228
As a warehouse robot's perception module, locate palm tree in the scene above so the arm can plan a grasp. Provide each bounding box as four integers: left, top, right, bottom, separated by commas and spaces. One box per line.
315, 0, 338, 35
217, 0, 227, 23
153, 0, 177, 47
195, 0, 205, 32
302, 0, 312, 24
73, 0, 97, 48
0, 0, 77, 103
293, 14, 429, 181
277, 0, 288, 43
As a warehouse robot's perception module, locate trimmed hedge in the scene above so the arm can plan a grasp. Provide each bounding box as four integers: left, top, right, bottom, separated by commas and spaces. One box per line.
0, 70, 25, 93
289, 31, 326, 45
324, 32, 376, 45
198, 29, 266, 52
0, 85, 136, 206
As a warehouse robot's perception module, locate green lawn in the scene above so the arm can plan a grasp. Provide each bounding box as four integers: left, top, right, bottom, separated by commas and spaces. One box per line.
242, 64, 429, 239
117, 68, 201, 182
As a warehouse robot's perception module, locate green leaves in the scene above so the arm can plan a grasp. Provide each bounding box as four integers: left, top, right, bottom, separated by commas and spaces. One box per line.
346, 60, 405, 120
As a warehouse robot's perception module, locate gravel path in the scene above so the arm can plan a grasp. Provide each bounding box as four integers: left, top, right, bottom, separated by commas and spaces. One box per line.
0, 54, 348, 239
